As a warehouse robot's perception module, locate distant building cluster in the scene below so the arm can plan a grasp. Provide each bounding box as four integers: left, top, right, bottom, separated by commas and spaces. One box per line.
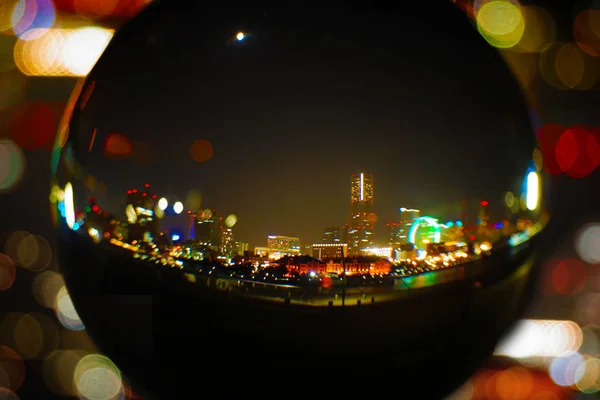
79, 172, 519, 268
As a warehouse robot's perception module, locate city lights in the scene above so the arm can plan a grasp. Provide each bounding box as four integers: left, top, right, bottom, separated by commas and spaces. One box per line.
63, 182, 75, 229
158, 198, 168, 211
526, 171, 540, 211
173, 201, 184, 214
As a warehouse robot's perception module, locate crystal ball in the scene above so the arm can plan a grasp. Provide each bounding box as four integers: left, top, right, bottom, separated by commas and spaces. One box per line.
50, 1, 550, 398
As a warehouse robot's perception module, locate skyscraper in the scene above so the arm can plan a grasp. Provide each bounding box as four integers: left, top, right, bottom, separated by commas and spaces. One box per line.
322, 227, 341, 243
347, 172, 375, 255
387, 207, 420, 247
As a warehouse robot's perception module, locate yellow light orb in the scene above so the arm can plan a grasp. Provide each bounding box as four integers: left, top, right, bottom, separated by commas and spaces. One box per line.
477, 1, 525, 49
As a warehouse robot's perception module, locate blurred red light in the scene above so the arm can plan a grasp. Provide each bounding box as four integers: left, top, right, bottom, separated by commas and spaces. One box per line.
142, 193, 147, 196
556, 126, 600, 178
469, 235, 476, 241
537, 124, 566, 175
480, 201, 488, 206
133, 189, 137, 193
92, 205, 99, 211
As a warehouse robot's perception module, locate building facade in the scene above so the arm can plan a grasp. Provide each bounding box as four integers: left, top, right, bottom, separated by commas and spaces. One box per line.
312, 243, 348, 260
347, 173, 375, 255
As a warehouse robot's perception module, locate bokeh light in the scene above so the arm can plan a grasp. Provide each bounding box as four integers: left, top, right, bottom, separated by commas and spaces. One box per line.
184, 190, 202, 212
0, 388, 20, 400
514, 5, 556, 53
32, 270, 65, 308
495, 319, 583, 358
574, 9, 600, 57
549, 351, 585, 386
476, 1, 525, 49
13, 27, 114, 76
555, 127, 600, 178
13, 0, 56, 41
575, 223, 600, 265
190, 139, 213, 163
13, 312, 59, 359
225, 214, 237, 228
496, 367, 534, 400
555, 43, 586, 88
5, 231, 52, 272
7, 102, 63, 152
43, 350, 86, 397
157, 197, 168, 211
539, 42, 598, 90
0, 253, 16, 291
0, 346, 25, 392
173, 201, 183, 214
575, 357, 600, 393
74, 354, 123, 400
104, 132, 133, 159
0, 1, 23, 33
17, 233, 52, 271
55, 286, 85, 331
0, 139, 25, 193
549, 259, 587, 296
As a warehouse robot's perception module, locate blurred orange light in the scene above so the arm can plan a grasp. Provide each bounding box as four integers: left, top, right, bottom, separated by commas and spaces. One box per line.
104, 132, 133, 158
190, 139, 214, 163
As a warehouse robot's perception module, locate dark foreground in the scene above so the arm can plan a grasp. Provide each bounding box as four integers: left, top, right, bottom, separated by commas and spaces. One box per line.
57, 226, 539, 399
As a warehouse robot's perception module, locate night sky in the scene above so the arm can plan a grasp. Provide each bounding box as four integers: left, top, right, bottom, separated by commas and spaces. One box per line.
67, 1, 536, 249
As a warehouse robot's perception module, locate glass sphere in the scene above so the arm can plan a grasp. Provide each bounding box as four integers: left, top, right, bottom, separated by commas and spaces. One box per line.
50, 2, 550, 398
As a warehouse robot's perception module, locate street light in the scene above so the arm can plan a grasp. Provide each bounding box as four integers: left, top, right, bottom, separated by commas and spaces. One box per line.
173, 201, 183, 214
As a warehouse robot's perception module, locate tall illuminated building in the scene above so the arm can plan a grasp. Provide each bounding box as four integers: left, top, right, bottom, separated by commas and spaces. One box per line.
347, 172, 375, 255
193, 209, 220, 247
322, 227, 341, 243
220, 227, 235, 258
124, 184, 159, 243
387, 207, 420, 247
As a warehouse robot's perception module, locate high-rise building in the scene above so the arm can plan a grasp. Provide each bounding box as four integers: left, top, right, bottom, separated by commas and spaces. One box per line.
322, 227, 341, 243
194, 209, 220, 247
220, 227, 235, 257
124, 184, 160, 243
347, 173, 375, 255
387, 208, 420, 248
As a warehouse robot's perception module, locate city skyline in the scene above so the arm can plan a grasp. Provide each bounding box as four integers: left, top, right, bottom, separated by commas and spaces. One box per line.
72, 3, 535, 254
90, 171, 513, 254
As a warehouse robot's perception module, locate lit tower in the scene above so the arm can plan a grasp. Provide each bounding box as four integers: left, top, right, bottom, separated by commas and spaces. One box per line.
347, 172, 375, 255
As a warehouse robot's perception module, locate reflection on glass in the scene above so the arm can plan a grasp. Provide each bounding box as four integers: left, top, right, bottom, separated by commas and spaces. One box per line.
50, 2, 550, 399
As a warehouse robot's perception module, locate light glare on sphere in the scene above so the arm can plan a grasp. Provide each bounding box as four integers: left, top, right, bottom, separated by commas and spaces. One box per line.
50, 2, 550, 399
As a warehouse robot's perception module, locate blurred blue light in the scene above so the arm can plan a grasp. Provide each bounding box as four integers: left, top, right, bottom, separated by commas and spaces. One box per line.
446, 221, 454, 227
172, 234, 180, 241
72, 222, 80, 230
456, 221, 463, 227
494, 222, 504, 229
